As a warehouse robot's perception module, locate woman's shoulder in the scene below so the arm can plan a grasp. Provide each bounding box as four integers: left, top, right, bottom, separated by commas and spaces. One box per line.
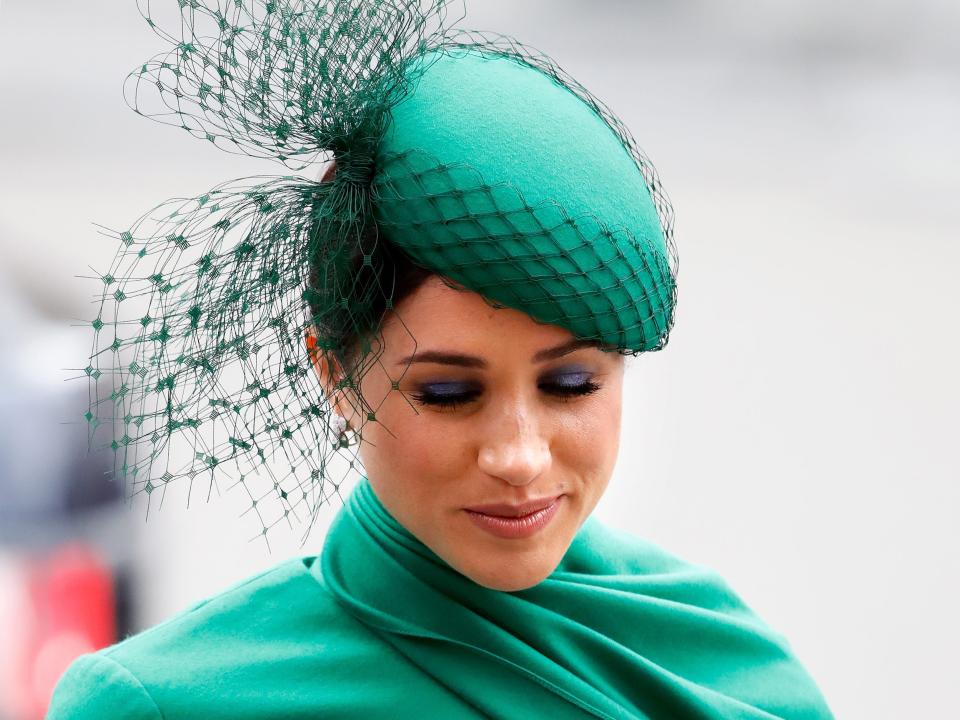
46, 652, 162, 720
47, 555, 373, 718
100, 555, 330, 662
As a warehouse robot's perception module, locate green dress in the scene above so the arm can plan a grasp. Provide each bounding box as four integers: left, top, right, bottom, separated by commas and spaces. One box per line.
48, 478, 834, 719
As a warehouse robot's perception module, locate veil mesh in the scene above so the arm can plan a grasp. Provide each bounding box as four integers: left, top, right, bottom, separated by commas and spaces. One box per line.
82, 0, 677, 545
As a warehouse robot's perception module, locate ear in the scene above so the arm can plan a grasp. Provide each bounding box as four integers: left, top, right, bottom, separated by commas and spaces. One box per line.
304, 327, 353, 428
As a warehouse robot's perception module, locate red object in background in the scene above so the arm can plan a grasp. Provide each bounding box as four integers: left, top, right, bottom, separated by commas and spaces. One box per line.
3, 544, 116, 719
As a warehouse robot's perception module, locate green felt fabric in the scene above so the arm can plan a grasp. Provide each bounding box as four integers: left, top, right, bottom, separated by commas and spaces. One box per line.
372, 48, 675, 350
49, 477, 833, 719
47, 556, 478, 718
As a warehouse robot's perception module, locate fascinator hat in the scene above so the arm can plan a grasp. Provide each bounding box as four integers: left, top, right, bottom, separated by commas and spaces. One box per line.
84, 0, 677, 542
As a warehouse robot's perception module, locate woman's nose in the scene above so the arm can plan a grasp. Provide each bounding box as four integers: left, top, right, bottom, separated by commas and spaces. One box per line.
476, 408, 551, 486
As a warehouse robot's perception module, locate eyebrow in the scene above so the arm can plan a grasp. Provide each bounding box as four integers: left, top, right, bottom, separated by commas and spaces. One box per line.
395, 338, 603, 368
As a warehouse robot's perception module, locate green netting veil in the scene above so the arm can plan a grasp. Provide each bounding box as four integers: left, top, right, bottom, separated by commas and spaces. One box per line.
82, 0, 678, 544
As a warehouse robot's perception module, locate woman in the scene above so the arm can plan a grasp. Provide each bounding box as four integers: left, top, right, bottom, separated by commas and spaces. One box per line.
50, 0, 834, 717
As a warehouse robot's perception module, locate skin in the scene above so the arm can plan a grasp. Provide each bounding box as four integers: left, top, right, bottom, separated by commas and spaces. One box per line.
307, 275, 625, 591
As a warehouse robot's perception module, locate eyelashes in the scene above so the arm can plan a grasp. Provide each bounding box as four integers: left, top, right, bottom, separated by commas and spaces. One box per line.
410, 385, 481, 411
409, 372, 601, 411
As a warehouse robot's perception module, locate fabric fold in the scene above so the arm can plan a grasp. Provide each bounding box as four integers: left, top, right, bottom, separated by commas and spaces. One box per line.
320, 477, 834, 720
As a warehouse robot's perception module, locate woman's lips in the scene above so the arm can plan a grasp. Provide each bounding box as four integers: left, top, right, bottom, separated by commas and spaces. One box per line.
465, 495, 562, 517
464, 496, 563, 539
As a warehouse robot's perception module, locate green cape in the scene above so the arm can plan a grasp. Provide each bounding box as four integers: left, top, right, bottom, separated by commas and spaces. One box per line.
50, 477, 833, 719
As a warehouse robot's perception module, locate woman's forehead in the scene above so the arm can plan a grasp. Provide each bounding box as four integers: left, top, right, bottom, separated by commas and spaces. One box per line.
392, 277, 570, 336
380, 277, 619, 366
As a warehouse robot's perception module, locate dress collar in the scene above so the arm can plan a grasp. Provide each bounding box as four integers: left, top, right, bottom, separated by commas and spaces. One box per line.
312, 476, 834, 720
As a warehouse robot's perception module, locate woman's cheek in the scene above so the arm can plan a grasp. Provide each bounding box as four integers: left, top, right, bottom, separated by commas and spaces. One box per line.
374, 408, 467, 514
564, 395, 616, 454
403, 412, 462, 473
560, 398, 621, 504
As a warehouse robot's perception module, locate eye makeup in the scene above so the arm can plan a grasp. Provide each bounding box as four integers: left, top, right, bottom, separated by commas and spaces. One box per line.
540, 369, 601, 400
408, 366, 601, 411
409, 380, 482, 410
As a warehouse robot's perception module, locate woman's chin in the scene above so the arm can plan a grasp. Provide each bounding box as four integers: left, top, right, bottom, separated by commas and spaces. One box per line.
465, 567, 550, 592
441, 505, 577, 591
451, 549, 560, 592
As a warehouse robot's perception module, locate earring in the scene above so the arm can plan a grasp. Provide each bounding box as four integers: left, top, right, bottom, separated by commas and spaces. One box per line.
328, 412, 356, 449
328, 412, 346, 447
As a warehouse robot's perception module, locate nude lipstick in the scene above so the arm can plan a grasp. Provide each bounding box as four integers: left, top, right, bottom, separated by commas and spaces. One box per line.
464, 495, 563, 540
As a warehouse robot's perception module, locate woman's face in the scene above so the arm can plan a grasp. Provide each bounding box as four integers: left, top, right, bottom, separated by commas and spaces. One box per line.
312, 275, 625, 591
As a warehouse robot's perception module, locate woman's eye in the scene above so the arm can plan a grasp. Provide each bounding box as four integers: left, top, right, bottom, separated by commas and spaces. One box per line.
410, 383, 481, 410
539, 372, 601, 399
410, 372, 601, 412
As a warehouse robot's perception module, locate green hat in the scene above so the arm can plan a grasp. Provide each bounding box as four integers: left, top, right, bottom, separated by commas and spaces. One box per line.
374, 45, 674, 349
83, 1, 677, 542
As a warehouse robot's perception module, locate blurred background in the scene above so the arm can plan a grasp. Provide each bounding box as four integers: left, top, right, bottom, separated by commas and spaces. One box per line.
1, 0, 957, 717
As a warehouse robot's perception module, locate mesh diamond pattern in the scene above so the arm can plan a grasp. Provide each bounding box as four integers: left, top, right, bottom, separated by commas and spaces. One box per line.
81, 0, 677, 545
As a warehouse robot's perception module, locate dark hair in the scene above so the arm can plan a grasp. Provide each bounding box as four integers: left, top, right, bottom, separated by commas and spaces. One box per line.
305, 163, 435, 374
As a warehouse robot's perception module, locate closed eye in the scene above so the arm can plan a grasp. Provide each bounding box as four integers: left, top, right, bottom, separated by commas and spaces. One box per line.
410, 373, 600, 411
539, 372, 601, 400
409, 382, 481, 410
